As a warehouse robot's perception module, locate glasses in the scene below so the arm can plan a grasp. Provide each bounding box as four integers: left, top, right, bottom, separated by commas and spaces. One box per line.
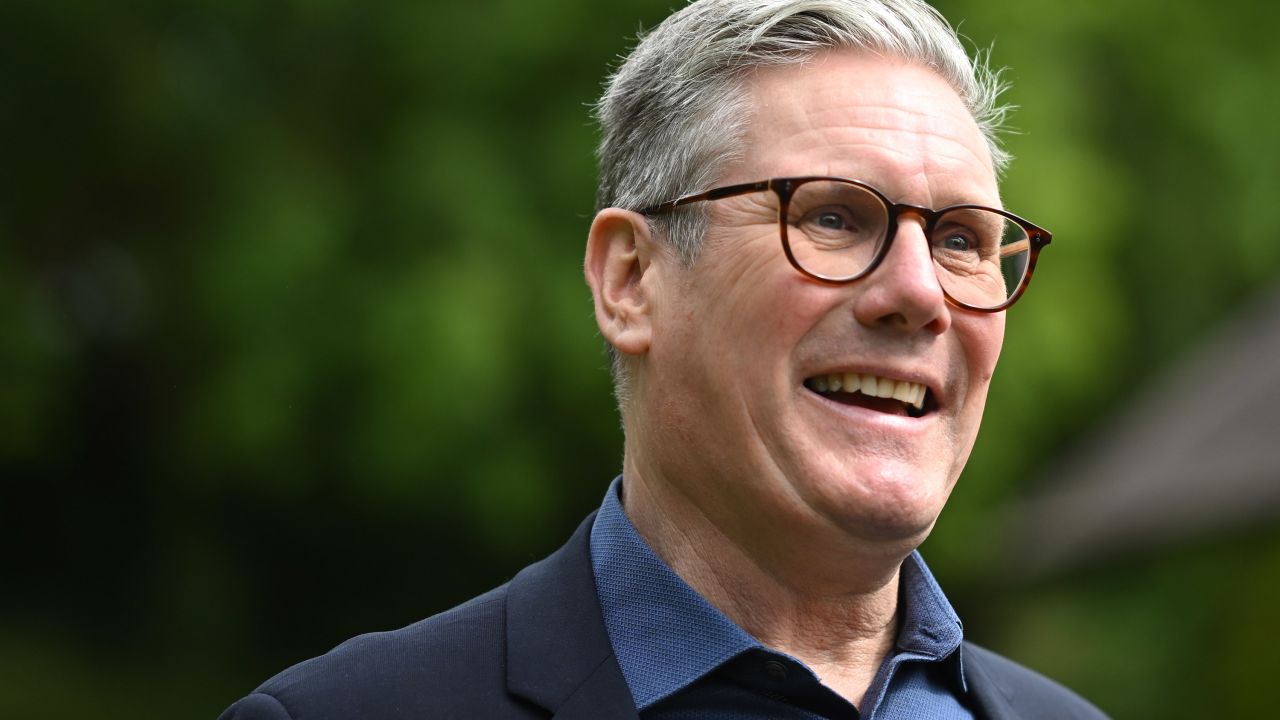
640, 176, 1052, 312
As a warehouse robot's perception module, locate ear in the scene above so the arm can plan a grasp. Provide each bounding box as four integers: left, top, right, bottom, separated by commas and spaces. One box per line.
584, 208, 659, 357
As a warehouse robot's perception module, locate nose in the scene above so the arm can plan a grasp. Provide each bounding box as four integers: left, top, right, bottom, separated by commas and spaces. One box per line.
851, 215, 951, 335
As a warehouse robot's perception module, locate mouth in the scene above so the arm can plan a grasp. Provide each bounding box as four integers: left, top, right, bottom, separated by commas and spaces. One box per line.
803, 372, 936, 419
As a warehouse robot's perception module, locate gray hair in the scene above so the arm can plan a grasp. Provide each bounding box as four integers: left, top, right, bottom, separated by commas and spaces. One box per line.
593, 0, 1013, 406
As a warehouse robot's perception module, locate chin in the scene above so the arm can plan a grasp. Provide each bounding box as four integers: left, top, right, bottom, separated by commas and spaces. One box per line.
799, 459, 953, 545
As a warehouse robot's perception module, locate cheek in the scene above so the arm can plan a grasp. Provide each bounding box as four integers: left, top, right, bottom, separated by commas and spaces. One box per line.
728, 285, 836, 389
956, 314, 1005, 414
707, 256, 818, 349
940, 317, 1003, 480
965, 311, 1004, 372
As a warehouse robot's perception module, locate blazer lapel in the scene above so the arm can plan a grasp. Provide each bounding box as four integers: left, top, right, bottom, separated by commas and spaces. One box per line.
963, 641, 1020, 720
506, 512, 640, 720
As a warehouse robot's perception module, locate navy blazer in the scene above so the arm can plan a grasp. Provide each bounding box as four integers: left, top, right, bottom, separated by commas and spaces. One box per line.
220, 513, 1107, 719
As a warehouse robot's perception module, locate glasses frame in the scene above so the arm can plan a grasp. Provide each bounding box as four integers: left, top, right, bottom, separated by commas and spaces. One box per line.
639, 176, 1052, 313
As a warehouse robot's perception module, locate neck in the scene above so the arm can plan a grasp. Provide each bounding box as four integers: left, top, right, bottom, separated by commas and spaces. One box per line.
620, 455, 910, 707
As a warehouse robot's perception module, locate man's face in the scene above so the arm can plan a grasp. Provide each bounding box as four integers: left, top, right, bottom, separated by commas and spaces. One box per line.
637, 51, 1005, 552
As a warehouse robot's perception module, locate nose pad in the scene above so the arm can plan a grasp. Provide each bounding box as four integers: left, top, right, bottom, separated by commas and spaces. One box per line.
854, 216, 951, 333
884, 216, 942, 286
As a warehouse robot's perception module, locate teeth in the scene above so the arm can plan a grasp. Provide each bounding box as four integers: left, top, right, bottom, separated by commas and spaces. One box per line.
892, 382, 915, 405
809, 373, 929, 411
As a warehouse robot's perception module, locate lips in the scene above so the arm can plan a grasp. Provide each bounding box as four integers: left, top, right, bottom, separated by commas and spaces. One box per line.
803, 372, 934, 418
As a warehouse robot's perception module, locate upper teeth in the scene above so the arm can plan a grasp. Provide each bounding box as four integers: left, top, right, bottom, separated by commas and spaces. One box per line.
808, 373, 927, 410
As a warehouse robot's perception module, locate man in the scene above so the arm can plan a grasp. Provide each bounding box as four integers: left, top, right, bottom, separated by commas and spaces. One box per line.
221, 1, 1106, 718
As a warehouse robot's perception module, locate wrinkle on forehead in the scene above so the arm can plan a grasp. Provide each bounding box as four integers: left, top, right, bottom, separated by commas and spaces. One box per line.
807, 104, 991, 167
794, 133, 996, 208
737, 51, 998, 208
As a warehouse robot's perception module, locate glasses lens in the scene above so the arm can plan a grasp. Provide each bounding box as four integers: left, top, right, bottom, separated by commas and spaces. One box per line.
785, 180, 889, 281
931, 207, 1030, 309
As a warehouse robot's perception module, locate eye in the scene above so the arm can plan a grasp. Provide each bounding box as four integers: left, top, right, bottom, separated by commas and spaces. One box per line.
815, 211, 847, 230
799, 206, 859, 233
940, 233, 973, 252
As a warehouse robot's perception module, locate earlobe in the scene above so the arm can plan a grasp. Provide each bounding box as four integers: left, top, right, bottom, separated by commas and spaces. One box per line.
584, 209, 656, 357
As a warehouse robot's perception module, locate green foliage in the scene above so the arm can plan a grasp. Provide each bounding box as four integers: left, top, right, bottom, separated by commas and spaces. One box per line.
1, 0, 1276, 717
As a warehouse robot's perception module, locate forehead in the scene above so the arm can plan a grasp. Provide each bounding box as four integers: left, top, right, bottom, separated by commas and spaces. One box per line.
735, 50, 998, 207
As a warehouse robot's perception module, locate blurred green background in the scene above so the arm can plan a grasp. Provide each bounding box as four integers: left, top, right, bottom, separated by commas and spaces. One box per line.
2, 0, 1278, 717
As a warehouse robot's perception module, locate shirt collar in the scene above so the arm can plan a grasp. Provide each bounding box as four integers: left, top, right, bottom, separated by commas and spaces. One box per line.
590, 476, 760, 709
896, 550, 969, 692
590, 476, 968, 708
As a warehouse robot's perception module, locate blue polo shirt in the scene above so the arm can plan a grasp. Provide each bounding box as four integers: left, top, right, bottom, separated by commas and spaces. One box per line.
590, 477, 974, 719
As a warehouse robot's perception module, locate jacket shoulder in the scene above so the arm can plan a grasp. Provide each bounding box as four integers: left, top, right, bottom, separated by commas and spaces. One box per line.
964, 641, 1109, 719
220, 584, 540, 720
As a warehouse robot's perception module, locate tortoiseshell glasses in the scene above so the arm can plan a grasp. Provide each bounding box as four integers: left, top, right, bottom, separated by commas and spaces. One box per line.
640, 176, 1052, 312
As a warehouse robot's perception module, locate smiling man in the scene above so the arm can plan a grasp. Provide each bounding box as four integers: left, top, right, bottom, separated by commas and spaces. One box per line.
221, 1, 1105, 719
